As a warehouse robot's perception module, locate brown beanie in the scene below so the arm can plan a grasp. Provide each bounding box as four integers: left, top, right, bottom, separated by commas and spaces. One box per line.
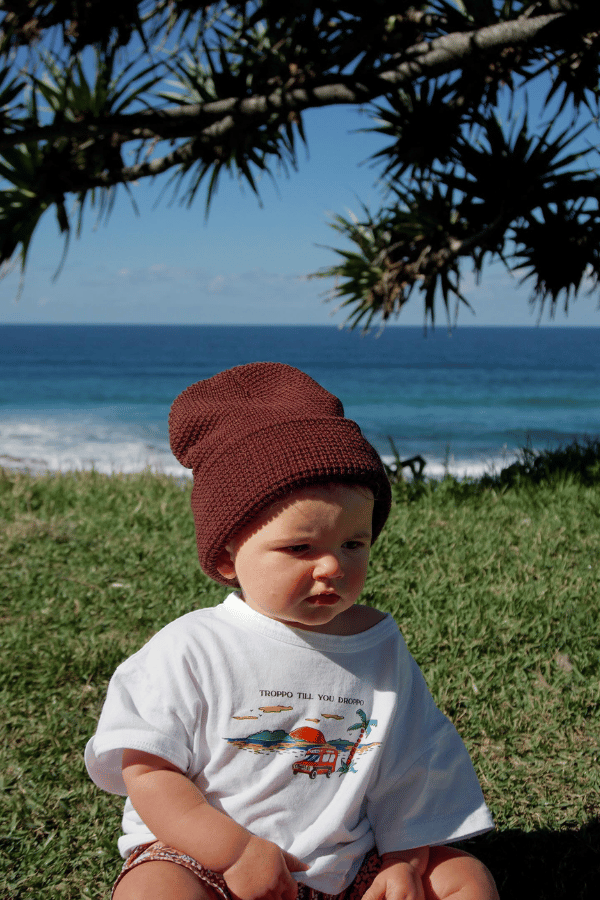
169, 362, 391, 585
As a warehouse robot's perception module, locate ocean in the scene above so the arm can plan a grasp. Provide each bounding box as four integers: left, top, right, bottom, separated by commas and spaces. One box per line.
1, 324, 599, 480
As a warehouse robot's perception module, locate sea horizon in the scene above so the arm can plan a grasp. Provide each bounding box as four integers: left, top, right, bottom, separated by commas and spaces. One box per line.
3, 322, 599, 328
2, 323, 599, 480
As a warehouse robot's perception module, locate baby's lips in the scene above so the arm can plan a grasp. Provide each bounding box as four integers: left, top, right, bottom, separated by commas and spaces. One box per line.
307, 592, 341, 605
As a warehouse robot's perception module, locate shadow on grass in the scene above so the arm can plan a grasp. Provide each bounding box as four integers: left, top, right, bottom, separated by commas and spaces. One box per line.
460, 817, 600, 899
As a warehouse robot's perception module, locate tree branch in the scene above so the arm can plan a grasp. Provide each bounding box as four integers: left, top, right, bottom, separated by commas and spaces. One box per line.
0, 9, 564, 160
377, 11, 562, 84
89, 138, 200, 186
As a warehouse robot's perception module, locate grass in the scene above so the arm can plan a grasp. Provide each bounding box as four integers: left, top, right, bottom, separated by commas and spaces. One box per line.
1, 446, 599, 898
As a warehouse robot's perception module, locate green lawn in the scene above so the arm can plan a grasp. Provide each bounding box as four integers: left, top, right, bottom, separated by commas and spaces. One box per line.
1, 452, 599, 898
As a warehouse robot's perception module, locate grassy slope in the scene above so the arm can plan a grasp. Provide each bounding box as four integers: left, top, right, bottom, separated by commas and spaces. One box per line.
1, 459, 599, 898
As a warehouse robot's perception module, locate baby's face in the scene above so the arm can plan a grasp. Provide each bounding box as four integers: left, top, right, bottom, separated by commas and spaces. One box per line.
216, 484, 374, 633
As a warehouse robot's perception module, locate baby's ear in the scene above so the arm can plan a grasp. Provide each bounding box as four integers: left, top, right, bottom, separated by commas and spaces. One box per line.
215, 546, 237, 581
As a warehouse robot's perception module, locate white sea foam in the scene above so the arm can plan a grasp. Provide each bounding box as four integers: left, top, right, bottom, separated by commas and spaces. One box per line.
381, 450, 520, 482
1, 415, 520, 482
0, 415, 190, 478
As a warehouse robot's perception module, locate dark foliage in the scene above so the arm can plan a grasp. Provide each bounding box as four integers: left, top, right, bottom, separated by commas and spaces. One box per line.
1, 2, 599, 326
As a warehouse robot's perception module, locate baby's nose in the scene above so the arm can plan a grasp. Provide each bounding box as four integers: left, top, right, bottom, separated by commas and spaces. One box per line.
314, 552, 343, 579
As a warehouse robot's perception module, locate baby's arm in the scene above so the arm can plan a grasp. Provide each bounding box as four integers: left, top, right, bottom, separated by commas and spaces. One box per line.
361, 847, 429, 900
122, 749, 308, 900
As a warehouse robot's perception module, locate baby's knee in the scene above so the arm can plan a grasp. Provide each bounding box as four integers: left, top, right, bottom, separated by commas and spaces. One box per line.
113, 860, 221, 900
424, 846, 499, 900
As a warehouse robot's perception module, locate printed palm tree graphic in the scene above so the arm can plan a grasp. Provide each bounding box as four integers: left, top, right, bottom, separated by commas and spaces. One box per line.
338, 709, 377, 775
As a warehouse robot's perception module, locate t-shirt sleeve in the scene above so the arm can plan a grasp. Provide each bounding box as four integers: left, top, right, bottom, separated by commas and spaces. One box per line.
367, 646, 494, 852
85, 628, 204, 795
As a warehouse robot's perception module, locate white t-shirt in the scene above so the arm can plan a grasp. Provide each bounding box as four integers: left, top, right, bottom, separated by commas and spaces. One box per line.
86, 594, 493, 893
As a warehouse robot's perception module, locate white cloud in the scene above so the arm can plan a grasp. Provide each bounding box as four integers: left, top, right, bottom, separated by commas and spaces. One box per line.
207, 274, 228, 293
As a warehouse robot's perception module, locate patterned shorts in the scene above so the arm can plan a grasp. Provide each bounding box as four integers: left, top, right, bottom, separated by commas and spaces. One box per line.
113, 842, 382, 900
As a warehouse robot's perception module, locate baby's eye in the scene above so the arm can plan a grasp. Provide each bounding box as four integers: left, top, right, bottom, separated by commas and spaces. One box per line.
343, 540, 366, 550
286, 544, 310, 554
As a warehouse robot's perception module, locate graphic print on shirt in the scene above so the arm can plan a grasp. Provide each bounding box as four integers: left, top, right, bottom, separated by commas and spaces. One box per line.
225, 705, 379, 778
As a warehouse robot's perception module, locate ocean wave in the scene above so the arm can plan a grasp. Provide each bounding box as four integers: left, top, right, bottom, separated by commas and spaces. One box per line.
0, 415, 189, 478
0, 414, 519, 481
381, 451, 520, 482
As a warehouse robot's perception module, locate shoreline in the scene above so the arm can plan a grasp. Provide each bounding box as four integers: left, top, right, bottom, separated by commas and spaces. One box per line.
0, 449, 522, 482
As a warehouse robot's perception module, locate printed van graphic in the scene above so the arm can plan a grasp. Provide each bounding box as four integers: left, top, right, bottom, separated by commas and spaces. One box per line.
225, 707, 379, 778
292, 744, 339, 778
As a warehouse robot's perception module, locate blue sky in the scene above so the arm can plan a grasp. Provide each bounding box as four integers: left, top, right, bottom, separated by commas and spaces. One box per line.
1, 104, 599, 327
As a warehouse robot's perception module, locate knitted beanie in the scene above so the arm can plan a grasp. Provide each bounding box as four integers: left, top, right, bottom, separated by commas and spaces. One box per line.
169, 362, 391, 585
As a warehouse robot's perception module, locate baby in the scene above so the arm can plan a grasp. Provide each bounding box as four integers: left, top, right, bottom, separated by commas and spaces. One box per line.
86, 362, 499, 900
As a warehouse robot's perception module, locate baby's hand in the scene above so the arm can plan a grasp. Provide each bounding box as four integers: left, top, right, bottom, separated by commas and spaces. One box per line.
361, 863, 424, 900
362, 849, 429, 900
223, 833, 309, 900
